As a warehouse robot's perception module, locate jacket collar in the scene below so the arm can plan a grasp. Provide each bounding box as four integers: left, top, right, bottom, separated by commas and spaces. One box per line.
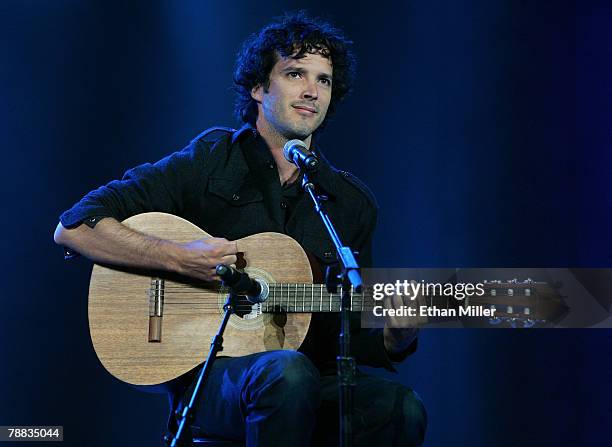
231, 123, 340, 198
231, 122, 258, 145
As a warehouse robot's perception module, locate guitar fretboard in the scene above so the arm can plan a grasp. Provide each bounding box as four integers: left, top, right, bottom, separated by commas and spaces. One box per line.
258, 284, 460, 314
261, 283, 364, 312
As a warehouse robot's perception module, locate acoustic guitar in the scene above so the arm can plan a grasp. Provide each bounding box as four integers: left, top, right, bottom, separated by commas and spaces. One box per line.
88, 212, 566, 391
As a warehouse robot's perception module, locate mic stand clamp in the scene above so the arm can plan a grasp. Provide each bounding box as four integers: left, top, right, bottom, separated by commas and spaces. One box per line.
166, 282, 238, 447
301, 173, 362, 447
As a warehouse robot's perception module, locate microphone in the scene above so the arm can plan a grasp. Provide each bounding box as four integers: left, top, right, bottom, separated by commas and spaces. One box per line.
283, 139, 319, 172
215, 264, 269, 304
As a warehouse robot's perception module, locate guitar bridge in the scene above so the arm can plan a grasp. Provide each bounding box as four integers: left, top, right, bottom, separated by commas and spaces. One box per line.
148, 278, 164, 342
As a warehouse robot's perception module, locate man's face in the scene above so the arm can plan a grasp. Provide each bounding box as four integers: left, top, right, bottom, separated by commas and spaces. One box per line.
251, 51, 333, 141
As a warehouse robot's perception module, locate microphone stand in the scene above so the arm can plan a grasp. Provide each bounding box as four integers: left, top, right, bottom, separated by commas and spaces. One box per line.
301, 172, 361, 447
166, 272, 238, 447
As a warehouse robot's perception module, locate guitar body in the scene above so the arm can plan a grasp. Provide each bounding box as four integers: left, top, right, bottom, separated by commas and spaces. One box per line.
88, 212, 313, 390
87, 213, 568, 391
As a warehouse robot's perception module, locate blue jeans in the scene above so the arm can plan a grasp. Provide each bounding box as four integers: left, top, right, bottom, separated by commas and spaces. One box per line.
171, 351, 426, 447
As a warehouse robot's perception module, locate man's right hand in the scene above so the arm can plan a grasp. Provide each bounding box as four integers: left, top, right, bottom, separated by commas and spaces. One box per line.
174, 237, 238, 282
54, 218, 239, 283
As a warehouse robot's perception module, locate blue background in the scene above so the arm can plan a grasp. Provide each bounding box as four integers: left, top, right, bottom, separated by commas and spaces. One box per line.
1, 1, 611, 446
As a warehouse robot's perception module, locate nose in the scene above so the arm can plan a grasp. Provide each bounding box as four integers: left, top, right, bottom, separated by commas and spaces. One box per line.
302, 79, 318, 100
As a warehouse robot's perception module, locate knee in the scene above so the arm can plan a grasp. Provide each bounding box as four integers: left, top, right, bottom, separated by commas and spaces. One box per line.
245, 351, 320, 405
274, 351, 320, 393
364, 384, 426, 446
270, 351, 320, 398
400, 388, 427, 446
358, 380, 427, 447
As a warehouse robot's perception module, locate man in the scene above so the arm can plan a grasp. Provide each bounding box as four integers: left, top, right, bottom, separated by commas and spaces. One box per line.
54, 12, 426, 447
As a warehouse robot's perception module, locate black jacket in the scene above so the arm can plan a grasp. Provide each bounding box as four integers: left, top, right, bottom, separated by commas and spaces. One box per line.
60, 124, 416, 373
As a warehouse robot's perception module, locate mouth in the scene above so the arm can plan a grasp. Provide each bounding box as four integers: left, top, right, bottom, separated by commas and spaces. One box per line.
292, 105, 317, 115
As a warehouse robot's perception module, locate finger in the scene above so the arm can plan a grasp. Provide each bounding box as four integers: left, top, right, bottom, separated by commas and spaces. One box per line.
219, 254, 237, 265
208, 266, 222, 281
390, 294, 403, 310
206, 237, 232, 248
212, 238, 239, 255
192, 269, 216, 283
222, 239, 239, 254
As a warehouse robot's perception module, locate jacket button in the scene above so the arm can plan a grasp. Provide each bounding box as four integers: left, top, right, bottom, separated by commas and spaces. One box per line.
232, 194, 240, 201
280, 201, 288, 209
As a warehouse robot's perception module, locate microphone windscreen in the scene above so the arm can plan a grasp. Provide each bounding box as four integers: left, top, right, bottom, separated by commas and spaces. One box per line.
283, 139, 308, 162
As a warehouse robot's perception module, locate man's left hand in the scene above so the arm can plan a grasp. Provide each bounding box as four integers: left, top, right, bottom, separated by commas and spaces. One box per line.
382, 293, 419, 358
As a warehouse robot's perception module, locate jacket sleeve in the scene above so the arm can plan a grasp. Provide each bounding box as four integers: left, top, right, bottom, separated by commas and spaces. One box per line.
348, 192, 419, 372
59, 139, 207, 229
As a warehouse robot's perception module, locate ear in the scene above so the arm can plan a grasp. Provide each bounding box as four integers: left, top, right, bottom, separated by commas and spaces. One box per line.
251, 84, 263, 103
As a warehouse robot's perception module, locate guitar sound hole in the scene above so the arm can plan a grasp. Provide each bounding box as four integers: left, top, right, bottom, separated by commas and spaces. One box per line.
272, 312, 287, 327
234, 296, 254, 318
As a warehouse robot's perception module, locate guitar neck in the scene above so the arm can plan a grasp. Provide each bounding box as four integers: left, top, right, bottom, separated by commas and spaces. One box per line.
260, 283, 364, 313
258, 283, 460, 314
258, 282, 537, 323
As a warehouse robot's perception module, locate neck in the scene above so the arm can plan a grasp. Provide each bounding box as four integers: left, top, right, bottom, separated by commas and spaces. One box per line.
255, 117, 312, 185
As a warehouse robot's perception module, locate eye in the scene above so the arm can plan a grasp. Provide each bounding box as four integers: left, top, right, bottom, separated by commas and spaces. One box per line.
287, 72, 302, 79
319, 77, 332, 86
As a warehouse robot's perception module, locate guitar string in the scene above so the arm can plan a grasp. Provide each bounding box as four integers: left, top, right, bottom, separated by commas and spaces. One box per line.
156, 287, 423, 313
151, 287, 372, 311
148, 283, 421, 313
152, 292, 503, 313
150, 284, 368, 298
160, 308, 423, 317
153, 287, 366, 296
159, 304, 374, 310
152, 291, 368, 303
158, 295, 365, 303
152, 293, 377, 313
157, 306, 377, 312
147, 283, 435, 313
156, 284, 367, 295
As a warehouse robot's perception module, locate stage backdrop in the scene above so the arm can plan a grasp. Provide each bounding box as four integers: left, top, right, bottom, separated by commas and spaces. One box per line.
1, 1, 610, 446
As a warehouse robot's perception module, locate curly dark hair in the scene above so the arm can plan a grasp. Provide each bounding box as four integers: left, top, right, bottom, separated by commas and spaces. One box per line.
233, 11, 356, 130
